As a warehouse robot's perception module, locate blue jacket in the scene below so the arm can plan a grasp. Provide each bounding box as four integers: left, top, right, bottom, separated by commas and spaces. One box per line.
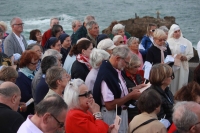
139, 35, 153, 60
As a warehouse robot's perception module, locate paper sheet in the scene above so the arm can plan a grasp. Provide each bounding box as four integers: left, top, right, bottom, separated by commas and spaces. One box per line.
139, 82, 151, 92
164, 55, 174, 64
143, 61, 152, 80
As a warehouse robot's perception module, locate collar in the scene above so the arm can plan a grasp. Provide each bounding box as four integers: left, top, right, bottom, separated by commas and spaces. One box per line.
13, 32, 23, 40
88, 33, 97, 40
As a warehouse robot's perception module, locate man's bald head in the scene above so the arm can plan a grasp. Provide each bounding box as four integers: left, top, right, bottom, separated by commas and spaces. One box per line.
0, 82, 20, 97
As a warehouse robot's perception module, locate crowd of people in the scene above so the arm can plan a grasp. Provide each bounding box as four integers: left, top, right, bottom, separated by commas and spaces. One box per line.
0, 15, 200, 133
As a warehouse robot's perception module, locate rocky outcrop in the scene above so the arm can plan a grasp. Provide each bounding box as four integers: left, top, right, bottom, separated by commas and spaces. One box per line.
102, 15, 175, 40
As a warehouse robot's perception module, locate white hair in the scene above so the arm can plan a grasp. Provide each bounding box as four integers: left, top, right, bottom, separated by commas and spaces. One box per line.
112, 45, 130, 58
89, 48, 110, 69
0, 21, 8, 31
113, 35, 123, 44
86, 21, 98, 30
153, 29, 167, 39
112, 23, 125, 35
42, 49, 62, 60
72, 20, 81, 28
159, 26, 169, 33
84, 15, 95, 24
63, 78, 85, 110
173, 101, 200, 133
127, 37, 139, 47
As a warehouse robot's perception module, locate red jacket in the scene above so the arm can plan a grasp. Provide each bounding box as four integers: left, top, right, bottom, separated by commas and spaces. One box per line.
41, 29, 52, 47
65, 109, 109, 133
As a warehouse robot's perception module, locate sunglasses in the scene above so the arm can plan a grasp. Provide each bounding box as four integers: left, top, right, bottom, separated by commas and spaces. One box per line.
120, 41, 125, 43
79, 91, 92, 98
50, 114, 64, 128
150, 29, 155, 32
169, 73, 175, 80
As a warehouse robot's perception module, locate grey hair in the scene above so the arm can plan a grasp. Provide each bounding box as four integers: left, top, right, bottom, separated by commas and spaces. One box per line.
0, 21, 8, 31
84, 15, 95, 24
173, 101, 199, 133
127, 54, 141, 68
89, 48, 110, 69
127, 37, 139, 47
10, 17, 21, 26
153, 29, 167, 39
113, 35, 123, 44
159, 26, 169, 33
35, 94, 68, 117
112, 45, 130, 58
72, 20, 81, 28
45, 66, 67, 89
112, 23, 125, 35
42, 49, 62, 60
86, 21, 98, 30
64, 78, 85, 110
26, 43, 43, 51
0, 83, 20, 97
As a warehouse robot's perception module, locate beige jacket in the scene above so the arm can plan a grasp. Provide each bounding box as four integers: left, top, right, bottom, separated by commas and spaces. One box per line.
128, 112, 167, 133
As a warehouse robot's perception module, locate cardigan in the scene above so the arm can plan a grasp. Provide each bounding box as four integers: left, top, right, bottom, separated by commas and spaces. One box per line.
93, 60, 123, 115
41, 29, 51, 47
65, 109, 108, 133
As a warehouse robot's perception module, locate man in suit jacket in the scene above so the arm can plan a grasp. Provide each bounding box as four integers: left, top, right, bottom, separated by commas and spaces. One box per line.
4, 17, 27, 57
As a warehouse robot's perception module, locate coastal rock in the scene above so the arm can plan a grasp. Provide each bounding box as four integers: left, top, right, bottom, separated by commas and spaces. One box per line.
102, 16, 175, 40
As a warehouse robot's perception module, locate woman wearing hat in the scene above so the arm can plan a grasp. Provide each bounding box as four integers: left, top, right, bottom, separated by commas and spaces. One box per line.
167, 24, 194, 94
44, 37, 62, 52
59, 33, 71, 64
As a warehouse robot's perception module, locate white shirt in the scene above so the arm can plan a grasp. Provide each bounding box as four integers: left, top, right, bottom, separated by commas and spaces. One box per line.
197, 41, 200, 59
13, 32, 25, 52
17, 115, 43, 133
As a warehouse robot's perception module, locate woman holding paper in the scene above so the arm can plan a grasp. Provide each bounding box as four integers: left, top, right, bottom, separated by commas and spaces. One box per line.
146, 29, 172, 65
149, 64, 174, 127
167, 24, 194, 94
64, 78, 114, 133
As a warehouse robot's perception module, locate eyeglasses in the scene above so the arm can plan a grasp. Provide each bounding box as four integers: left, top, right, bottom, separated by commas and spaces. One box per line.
50, 114, 64, 128
13, 23, 24, 26
169, 73, 175, 80
30, 61, 38, 65
78, 91, 92, 98
119, 41, 125, 44
157, 39, 166, 42
150, 29, 155, 32
189, 121, 200, 130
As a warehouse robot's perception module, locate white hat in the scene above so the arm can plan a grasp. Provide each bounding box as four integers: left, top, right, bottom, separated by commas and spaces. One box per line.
13, 53, 21, 61
97, 39, 116, 50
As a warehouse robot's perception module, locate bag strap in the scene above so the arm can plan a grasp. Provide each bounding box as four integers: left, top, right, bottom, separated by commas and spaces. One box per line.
131, 118, 157, 133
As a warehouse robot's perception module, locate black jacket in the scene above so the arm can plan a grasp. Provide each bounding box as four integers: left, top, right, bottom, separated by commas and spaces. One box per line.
0, 103, 24, 133
71, 60, 90, 81
149, 85, 174, 123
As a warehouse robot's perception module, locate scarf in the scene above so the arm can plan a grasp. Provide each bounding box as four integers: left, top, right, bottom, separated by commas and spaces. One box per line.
154, 43, 167, 63
76, 54, 92, 70
19, 67, 35, 80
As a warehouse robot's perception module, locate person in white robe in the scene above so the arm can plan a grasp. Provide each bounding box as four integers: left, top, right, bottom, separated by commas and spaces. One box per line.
167, 24, 194, 95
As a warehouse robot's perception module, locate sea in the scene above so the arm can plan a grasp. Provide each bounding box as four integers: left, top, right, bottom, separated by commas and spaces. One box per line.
1, 0, 200, 47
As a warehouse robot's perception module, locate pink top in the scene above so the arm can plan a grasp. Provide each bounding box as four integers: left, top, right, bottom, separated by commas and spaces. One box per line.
124, 35, 128, 44
101, 69, 128, 104
132, 51, 144, 70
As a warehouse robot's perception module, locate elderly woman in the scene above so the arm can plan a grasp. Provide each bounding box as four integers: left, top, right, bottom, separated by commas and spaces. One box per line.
71, 39, 93, 81
167, 24, 194, 94
127, 37, 143, 70
112, 23, 128, 44
0, 21, 8, 39
97, 38, 116, 55
28, 29, 42, 45
64, 78, 109, 133
44, 37, 62, 52
15, 50, 40, 118
148, 63, 174, 126
85, 48, 110, 92
122, 54, 146, 120
44, 66, 70, 99
0, 66, 18, 84
140, 23, 157, 59
128, 89, 167, 133
146, 29, 172, 65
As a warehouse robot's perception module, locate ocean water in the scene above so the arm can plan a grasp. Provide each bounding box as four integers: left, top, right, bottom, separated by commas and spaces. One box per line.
0, 0, 200, 47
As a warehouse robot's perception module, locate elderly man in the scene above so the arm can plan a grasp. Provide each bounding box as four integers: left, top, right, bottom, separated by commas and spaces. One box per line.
71, 20, 82, 45
44, 66, 70, 98
86, 20, 99, 47
93, 45, 144, 133
173, 101, 200, 133
4, 17, 28, 57
113, 35, 125, 46
73, 15, 95, 44
0, 82, 24, 133
17, 94, 68, 133
41, 17, 59, 47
